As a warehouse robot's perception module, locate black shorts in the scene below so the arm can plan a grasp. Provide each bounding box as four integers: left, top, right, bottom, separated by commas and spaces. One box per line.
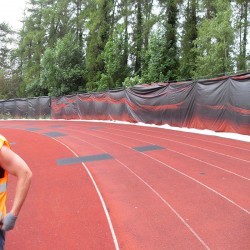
0, 230, 5, 250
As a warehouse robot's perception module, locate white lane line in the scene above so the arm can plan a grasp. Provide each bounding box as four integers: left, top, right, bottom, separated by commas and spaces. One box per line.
9, 120, 211, 249
101, 128, 249, 180
142, 152, 250, 215
108, 128, 250, 164
52, 138, 120, 250
162, 140, 250, 163
93, 129, 250, 180
60, 133, 210, 250
166, 148, 250, 181
82, 163, 120, 250
115, 158, 210, 250
131, 127, 250, 152
70, 129, 249, 215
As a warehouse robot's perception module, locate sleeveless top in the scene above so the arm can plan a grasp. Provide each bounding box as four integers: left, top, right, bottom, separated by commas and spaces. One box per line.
0, 135, 10, 220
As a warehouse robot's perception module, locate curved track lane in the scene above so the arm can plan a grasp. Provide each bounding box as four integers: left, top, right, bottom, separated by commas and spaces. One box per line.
0, 120, 249, 250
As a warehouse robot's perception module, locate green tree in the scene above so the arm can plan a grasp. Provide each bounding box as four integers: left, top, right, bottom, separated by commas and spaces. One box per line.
128, 0, 157, 77
141, 29, 167, 83
85, 0, 114, 91
134, 0, 143, 76
100, 24, 131, 90
4, 0, 250, 98
71, 0, 86, 49
141, 0, 157, 73
16, 0, 74, 97
0, 70, 20, 99
0, 22, 19, 99
193, 0, 234, 78
40, 33, 85, 96
17, 0, 46, 96
158, 0, 179, 81
0, 23, 13, 70
121, 0, 130, 76
179, 0, 198, 80
234, 0, 249, 71
42, 0, 71, 47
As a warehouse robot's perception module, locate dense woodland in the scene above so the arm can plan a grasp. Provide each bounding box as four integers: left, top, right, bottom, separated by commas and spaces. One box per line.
0, 0, 249, 99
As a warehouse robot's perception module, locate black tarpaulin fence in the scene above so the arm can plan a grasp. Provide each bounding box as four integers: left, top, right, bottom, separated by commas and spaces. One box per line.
51, 74, 250, 135
0, 96, 51, 119
0, 73, 249, 135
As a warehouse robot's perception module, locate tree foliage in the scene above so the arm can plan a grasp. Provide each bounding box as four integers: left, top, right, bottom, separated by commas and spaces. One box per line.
0, 22, 19, 99
0, 0, 248, 98
179, 0, 198, 80
194, 0, 234, 78
85, 0, 114, 91
158, 0, 179, 81
142, 29, 168, 83
40, 33, 85, 96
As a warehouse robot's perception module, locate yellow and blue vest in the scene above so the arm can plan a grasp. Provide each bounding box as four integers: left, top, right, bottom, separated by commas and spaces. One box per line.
0, 135, 9, 220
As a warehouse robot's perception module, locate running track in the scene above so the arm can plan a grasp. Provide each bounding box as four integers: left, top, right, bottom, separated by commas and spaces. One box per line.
0, 120, 249, 250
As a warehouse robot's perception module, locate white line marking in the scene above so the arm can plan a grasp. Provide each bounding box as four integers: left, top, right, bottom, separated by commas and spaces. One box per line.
108, 128, 250, 164
70, 129, 249, 214
132, 127, 250, 152
60, 133, 210, 249
115, 159, 210, 250
93, 128, 250, 180
83, 164, 120, 250
52, 138, 120, 250
14, 121, 248, 248
166, 148, 250, 181
100, 128, 249, 180
142, 152, 250, 215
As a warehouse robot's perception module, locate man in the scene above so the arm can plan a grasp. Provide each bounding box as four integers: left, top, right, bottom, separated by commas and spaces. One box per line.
0, 135, 32, 249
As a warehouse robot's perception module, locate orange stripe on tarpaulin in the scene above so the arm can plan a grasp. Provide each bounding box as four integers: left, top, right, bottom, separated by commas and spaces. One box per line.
53, 94, 250, 115
53, 95, 187, 111
197, 104, 250, 115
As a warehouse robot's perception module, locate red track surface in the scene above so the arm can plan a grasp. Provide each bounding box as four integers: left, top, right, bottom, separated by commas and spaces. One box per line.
0, 120, 249, 250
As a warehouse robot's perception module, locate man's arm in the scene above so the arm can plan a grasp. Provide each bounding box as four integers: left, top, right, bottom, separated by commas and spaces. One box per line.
0, 145, 32, 219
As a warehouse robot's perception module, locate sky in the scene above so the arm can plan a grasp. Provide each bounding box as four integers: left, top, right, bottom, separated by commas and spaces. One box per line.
0, 0, 27, 31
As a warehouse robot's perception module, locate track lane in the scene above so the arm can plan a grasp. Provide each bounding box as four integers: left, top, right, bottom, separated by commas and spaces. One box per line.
54, 132, 209, 249
0, 120, 249, 249
102, 125, 250, 162
1, 128, 116, 250
75, 127, 250, 210
83, 127, 250, 211
93, 126, 250, 178
100, 122, 250, 149
59, 126, 249, 213
53, 124, 249, 249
